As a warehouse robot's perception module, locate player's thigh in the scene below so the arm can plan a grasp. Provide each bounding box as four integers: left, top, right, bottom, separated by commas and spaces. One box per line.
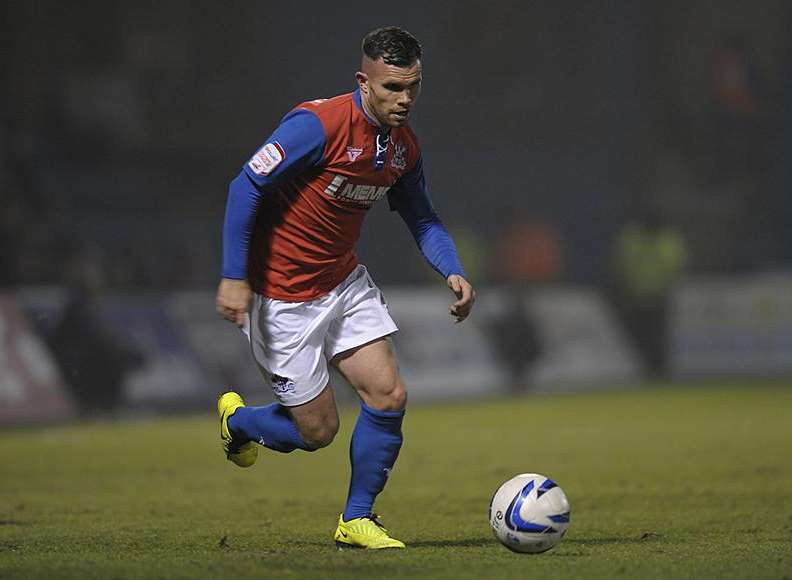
333, 337, 407, 411
324, 265, 404, 410
249, 294, 340, 446
248, 293, 332, 407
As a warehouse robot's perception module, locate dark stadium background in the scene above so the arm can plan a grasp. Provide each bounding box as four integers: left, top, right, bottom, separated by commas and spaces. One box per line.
2, 3, 792, 579
2, 0, 791, 418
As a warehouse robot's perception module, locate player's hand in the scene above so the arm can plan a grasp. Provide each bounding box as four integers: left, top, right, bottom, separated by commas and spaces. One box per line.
216, 278, 252, 327
447, 274, 476, 323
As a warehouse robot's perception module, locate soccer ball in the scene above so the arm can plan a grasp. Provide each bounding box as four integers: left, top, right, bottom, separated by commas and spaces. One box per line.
489, 473, 571, 553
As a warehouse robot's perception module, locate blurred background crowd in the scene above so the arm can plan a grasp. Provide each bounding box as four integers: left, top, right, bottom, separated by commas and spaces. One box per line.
2, 1, 791, 421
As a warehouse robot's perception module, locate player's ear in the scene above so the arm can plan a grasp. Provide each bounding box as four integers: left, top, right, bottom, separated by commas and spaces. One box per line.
355, 71, 369, 94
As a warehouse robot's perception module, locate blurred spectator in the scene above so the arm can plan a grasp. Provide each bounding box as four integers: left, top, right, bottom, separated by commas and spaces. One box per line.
48, 247, 144, 416
1, 115, 68, 287
711, 33, 771, 183
494, 214, 564, 284
0, 198, 24, 286
487, 287, 544, 393
486, 213, 564, 391
610, 208, 687, 379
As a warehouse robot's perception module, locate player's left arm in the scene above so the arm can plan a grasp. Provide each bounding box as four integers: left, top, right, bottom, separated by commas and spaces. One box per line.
218, 110, 325, 326
388, 155, 476, 323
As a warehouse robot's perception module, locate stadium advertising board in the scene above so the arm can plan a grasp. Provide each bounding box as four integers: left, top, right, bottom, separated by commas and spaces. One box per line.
0, 294, 73, 425
166, 292, 270, 403
18, 289, 213, 411
6, 286, 641, 423
526, 288, 641, 389
110, 296, 211, 406
672, 275, 792, 377
385, 287, 639, 399
168, 288, 640, 402
385, 289, 496, 400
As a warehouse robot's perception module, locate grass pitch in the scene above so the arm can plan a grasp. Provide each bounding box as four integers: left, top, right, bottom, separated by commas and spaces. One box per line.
1, 383, 791, 579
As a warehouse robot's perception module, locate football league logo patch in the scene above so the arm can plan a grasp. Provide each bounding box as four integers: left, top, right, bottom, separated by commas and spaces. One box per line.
346, 146, 363, 163
248, 142, 284, 176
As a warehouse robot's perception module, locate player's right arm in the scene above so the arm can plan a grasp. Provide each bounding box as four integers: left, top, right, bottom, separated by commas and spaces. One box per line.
217, 109, 325, 325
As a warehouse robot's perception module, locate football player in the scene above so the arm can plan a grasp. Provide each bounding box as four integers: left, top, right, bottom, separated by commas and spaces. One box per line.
216, 26, 475, 549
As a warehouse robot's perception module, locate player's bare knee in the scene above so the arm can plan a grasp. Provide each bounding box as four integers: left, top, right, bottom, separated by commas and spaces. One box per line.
300, 419, 339, 450
370, 382, 407, 412
390, 384, 408, 410
303, 430, 336, 450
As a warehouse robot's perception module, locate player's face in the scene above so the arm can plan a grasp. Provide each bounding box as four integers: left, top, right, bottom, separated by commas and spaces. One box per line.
356, 58, 422, 128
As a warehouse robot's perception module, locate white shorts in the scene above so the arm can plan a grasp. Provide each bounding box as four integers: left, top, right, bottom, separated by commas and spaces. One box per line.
246, 265, 398, 406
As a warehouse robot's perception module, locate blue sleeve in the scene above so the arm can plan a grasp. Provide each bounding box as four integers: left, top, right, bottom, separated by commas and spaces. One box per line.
387, 156, 467, 280
222, 109, 325, 280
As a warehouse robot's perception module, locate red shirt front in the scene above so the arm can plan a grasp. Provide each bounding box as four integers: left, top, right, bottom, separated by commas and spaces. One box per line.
244, 91, 421, 301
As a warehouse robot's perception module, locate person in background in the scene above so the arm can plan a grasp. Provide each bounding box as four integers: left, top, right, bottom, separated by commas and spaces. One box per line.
711, 33, 770, 183
611, 208, 687, 379
49, 247, 144, 416
488, 213, 563, 391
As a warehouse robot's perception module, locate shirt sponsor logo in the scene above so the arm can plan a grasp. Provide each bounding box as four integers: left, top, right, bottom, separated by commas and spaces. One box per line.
248, 142, 284, 176
391, 142, 407, 170
324, 174, 390, 207
346, 146, 363, 163
271, 374, 296, 394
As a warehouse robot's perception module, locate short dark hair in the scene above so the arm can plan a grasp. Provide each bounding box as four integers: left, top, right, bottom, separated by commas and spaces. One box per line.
362, 27, 422, 67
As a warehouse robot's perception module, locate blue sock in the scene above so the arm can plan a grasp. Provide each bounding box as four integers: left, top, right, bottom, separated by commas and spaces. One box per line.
343, 402, 405, 521
228, 404, 311, 453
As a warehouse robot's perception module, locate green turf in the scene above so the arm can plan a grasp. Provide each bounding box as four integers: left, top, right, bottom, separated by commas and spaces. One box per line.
1, 383, 791, 579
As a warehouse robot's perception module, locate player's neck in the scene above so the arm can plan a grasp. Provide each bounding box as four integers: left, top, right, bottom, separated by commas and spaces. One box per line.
360, 93, 390, 134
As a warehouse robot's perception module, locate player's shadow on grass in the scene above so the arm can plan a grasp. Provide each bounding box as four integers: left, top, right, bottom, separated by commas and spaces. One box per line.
565, 537, 655, 545
409, 538, 492, 548
409, 537, 651, 550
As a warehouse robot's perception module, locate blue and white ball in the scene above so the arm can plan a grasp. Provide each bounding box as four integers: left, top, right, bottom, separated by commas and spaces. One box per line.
489, 473, 571, 553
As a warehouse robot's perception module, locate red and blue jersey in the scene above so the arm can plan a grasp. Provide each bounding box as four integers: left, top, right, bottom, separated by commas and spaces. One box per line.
223, 89, 464, 301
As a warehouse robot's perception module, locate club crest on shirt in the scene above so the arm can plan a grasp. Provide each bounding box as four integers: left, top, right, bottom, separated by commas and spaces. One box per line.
346, 146, 364, 163
248, 142, 284, 176
390, 142, 407, 170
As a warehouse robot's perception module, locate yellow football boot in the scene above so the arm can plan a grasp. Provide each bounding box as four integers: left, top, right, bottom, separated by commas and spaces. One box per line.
217, 391, 258, 468
334, 514, 406, 549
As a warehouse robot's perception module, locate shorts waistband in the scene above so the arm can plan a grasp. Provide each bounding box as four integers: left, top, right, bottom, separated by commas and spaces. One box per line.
332, 264, 367, 295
